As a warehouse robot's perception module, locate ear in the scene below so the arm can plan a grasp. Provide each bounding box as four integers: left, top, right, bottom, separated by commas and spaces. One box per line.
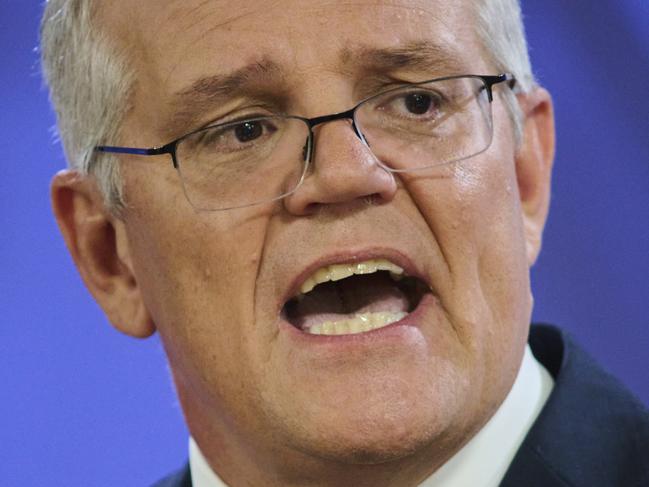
515, 86, 556, 266
51, 170, 155, 338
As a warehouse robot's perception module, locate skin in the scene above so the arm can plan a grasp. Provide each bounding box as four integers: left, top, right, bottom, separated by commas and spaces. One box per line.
52, 1, 555, 486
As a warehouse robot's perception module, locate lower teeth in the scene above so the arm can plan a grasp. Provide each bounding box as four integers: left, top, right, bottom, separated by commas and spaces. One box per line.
305, 311, 407, 336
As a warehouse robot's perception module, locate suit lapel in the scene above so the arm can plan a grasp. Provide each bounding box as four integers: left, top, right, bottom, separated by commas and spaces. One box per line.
151, 464, 192, 487
501, 324, 649, 487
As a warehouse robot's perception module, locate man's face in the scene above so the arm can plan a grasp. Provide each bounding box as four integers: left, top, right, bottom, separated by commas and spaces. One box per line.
105, 0, 539, 476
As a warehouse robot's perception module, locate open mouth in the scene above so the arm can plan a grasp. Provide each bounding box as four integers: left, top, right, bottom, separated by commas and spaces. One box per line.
283, 259, 431, 336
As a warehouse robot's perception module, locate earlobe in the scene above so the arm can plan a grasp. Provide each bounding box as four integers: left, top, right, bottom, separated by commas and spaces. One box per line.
51, 170, 156, 338
514, 87, 556, 266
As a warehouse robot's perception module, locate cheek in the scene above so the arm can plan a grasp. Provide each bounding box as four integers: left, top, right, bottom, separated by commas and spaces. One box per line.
402, 155, 525, 280
455, 157, 530, 320
449, 159, 531, 392
121, 159, 262, 327
121, 158, 287, 407
123, 196, 276, 397
401, 153, 530, 366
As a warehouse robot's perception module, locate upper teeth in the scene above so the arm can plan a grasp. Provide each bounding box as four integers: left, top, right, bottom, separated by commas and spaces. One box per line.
299, 259, 404, 295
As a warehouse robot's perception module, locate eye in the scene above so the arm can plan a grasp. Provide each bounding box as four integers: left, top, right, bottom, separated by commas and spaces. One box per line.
398, 90, 444, 118
188, 117, 281, 154
404, 92, 434, 115
374, 88, 446, 123
234, 121, 264, 143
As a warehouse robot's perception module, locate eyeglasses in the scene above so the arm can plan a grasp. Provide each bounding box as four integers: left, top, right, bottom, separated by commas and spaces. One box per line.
96, 74, 515, 211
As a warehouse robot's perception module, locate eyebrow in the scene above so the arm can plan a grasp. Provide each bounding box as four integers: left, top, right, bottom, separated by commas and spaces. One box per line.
163, 41, 463, 139
163, 59, 284, 138
342, 41, 465, 76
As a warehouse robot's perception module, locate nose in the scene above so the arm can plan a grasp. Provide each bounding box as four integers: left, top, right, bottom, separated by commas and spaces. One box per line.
283, 120, 397, 215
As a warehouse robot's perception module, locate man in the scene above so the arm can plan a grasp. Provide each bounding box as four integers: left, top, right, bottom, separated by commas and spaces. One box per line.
40, 0, 649, 485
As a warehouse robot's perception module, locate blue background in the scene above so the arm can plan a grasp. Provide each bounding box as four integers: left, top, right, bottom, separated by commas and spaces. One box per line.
1, 1, 648, 485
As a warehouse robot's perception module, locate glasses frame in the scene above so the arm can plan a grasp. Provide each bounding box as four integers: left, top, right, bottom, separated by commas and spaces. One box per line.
95, 73, 516, 210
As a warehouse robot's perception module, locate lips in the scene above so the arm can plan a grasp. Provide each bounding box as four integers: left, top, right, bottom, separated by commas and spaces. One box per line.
282, 256, 431, 336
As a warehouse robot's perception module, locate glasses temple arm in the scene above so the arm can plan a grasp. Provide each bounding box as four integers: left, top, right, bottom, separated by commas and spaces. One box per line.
94, 144, 174, 156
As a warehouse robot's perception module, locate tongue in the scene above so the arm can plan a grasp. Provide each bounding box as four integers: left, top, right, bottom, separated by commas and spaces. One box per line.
287, 273, 409, 330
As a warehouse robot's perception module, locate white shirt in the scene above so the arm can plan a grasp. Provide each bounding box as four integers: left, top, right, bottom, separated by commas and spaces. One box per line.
189, 345, 554, 487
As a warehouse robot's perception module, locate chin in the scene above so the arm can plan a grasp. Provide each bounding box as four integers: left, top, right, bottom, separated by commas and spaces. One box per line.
292, 416, 444, 467
320, 424, 440, 466
269, 381, 463, 467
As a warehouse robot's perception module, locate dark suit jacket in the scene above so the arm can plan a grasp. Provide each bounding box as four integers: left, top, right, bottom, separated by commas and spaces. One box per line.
152, 324, 649, 487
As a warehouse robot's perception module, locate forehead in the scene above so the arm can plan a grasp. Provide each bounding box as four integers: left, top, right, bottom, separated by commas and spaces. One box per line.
109, 0, 479, 75
104, 0, 484, 137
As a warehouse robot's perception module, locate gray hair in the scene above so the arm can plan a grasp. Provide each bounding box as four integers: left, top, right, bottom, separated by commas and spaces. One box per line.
475, 0, 535, 143
41, 1, 133, 212
40, 0, 534, 212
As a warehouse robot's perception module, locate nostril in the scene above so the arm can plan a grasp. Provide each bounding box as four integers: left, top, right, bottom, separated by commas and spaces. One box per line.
360, 194, 384, 207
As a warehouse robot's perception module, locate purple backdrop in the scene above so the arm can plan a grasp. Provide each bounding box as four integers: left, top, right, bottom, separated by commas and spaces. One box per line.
1, 1, 647, 485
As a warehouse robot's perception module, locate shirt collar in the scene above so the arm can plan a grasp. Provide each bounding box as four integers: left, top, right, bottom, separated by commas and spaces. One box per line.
421, 344, 554, 486
189, 344, 554, 487
189, 437, 225, 487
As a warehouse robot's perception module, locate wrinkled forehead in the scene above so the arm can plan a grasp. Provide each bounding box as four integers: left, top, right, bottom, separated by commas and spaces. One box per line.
102, 0, 484, 136
108, 1, 480, 76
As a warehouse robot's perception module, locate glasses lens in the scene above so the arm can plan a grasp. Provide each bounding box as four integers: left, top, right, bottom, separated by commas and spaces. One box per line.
175, 116, 310, 210
355, 76, 493, 172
